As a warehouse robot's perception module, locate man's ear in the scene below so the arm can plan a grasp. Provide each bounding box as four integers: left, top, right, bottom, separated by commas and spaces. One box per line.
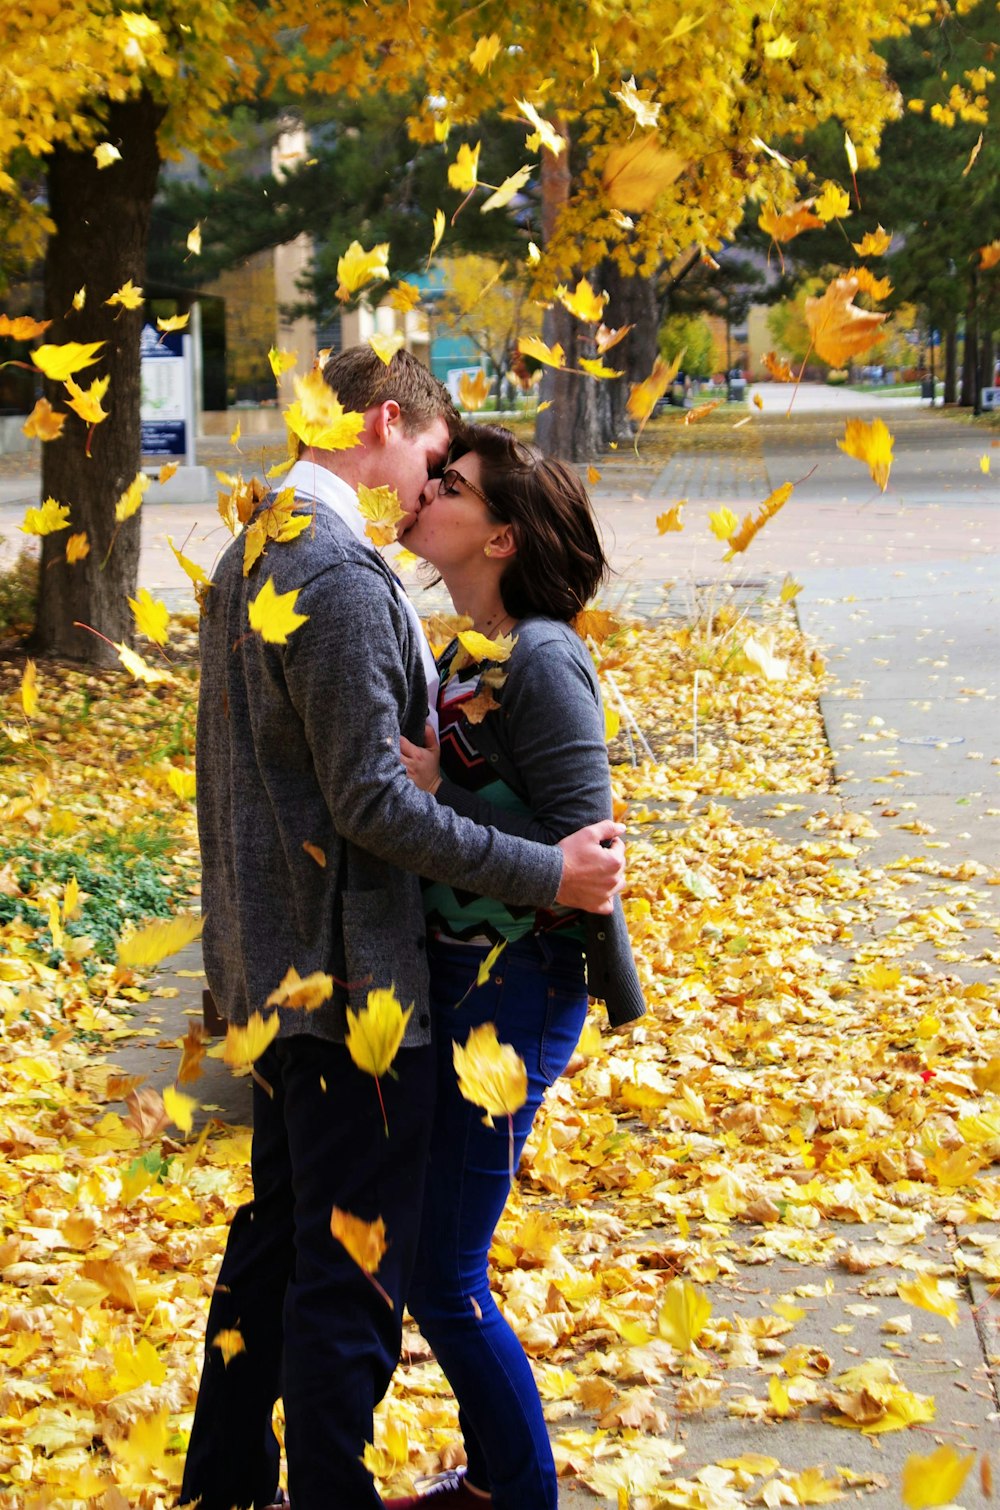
372, 399, 402, 445
487, 524, 517, 560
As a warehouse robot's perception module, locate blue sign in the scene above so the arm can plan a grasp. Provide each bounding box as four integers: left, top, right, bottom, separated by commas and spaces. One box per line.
140, 324, 192, 459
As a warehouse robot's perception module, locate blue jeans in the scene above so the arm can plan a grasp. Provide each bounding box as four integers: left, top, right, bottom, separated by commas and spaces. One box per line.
180, 1035, 435, 1510
407, 933, 589, 1510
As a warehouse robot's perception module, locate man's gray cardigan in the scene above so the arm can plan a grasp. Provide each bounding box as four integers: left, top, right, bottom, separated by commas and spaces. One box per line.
196, 504, 564, 1049
433, 618, 645, 1029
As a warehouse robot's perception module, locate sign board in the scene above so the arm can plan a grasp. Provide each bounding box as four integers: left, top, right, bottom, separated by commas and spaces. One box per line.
140, 323, 195, 462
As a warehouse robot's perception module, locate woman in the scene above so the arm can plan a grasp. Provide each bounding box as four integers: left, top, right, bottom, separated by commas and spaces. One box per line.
386, 426, 645, 1509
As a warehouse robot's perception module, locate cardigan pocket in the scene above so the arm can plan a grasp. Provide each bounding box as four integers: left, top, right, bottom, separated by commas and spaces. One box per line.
342, 888, 393, 1012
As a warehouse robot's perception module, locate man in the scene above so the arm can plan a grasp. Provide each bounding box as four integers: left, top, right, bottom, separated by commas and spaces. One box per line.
180, 348, 624, 1510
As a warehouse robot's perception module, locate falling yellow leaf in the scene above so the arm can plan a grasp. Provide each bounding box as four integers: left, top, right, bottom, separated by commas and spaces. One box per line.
168, 535, 213, 586
602, 135, 685, 211
724, 482, 794, 557
388, 281, 422, 314
21, 659, 38, 717
845, 131, 859, 174
346, 986, 413, 1080
211, 1328, 246, 1365
657, 1278, 712, 1352
64, 372, 110, 427
516, 100, 564, 156
814, 181, 850, 221
268, 346, 298, 378
187, 223, 203, 256
159, 461, 179, 483
626, 352, 682, 437
163, 1084, 197, 1134
65, 531, 89, 563
480, 164, 534, 214
453, 1021, 527, 1127
336, 240, 391, 301
357, 482, 405, 547
22, 397, 66, 442
284, 368, 366, 451
128, 587, 170, 646
579, 357, 622, 380
223, 1012, 281, 1074
980, 453, 990, 474
759, 200, 824, 243
517, 335, 565, 369
469, 32, 501, 73
331, 1207, 390, 1280
93, 142, 121, 169
71, 287, 86, 311
115, 472, 150, 522
613, 75, 661, 129
764, 31, 797, 58
369, 331, 406, 365
459, 369, 492, 411
105, 279, 144, 311
901, 1445, 974, 1508
587, 465, 601, 484
448, 141, 481, 192
657, 503, 685, 533
0, 312, 51, 340
979, 241, 1000, 271
595, 323, 633, 353
853, 225, 892, 257
896, 1273, 958, 1326
457, 628, 516, 662
557, 279, 608, 323
117, 914, 203, 970
780, 574, 802, 603
572, 607, 620, 643
708, 506, 740, 541
157, 312, 190, 332
763, 350, 795, 381
248, 577, 309, 645
302, 840, 326, 867
21, 497, 72, 535
839, 418, 894, 492
31, 340, 104, 381
428, 209, 446, 265
805, 277, 887, 366
266, 966, 334, 1011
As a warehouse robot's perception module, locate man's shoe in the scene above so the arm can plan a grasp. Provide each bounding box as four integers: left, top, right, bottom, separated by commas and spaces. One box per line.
263, 1494, 289, 1509
383, 1467, 491, 1507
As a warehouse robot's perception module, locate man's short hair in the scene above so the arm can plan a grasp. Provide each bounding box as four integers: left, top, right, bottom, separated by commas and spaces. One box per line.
322, 346, 460, 436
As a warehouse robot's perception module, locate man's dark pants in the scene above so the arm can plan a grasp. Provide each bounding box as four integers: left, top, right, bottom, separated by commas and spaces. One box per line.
180, 1035, 436, 1510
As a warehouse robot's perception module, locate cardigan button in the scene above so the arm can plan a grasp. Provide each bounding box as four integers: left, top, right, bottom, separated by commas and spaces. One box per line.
597, 930, 606, 941
489, 753, 499, 763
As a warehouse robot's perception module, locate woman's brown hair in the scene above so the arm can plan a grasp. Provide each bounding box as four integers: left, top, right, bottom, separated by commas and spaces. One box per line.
452, 424, 610, 622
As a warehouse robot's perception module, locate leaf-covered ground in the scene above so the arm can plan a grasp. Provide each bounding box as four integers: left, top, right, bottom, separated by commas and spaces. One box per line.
0, 613, 998, 1508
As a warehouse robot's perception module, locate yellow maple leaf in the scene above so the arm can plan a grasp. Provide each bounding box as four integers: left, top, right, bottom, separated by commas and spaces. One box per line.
457, 628, 516, 662
128, 587, 170, 646
93, 142, 122, 169
853, 225, 893, 257
21, 659, 38, 717
587, 465, 601, 484
805, 277, 887, 366
764, 31, 797, 58
284, 368, 366, 451
626, 352, 683, 436
763, 350, 794, 381
224, 1011, 281, 1074
71, 287, 86, 311
32, 340, 104, 382
248, 576, 309, 644
469, 32, 501, 72
708, 506, 739, 541
163, 1083, 197, 1134
724, 482, 795, 557
759, 200, 824, 243
167, 535, 213, 586
22, 397, 66, 442
901, 1445, 974, 1508
107, 1407, 170, 1480
845, 131, 859, 174
656, 503, 685, 533
388, 281, 422, 315
780, 573, 802, 603
896, 1273, 958, 1326
518, 335, 565, 369
814, 181, 851, 221
572, 606, 620, 643
65, 531, 90, 563
602, 135, 685, 211
159, 461, 178, 483
516, 100, 564, 156
357, 482, 405, 547
167, 767, 196, 801
0, 312, 51, 340
369, 331, 406, 365
657, 1277, 712, 1352
428, 208, 446, 265
114, 472, 150, 522
156, 312, 190, 333
979, 240, 1000, 271
346, 986, 413, 1080
459, 369, 491, 410
579, 357, 622, 380
851, 265, 893, 300
839, 418, 894, 492
331, 1206, 389, 1275
112, 1337, 166, 1392
187, 222, 203, 255
62, 874, 80, 921
266, 966, 334, 1011
117, 914, 203, 970
454, 1022, 527, 1129
106, 279, 144, 311
21, 497, 71, 535
980, 453, 990, 474
613, 75, 661, 129
557, 279, 608, 323
211, 1328, 246, 1365
786, 1467, 845, 1502
480, 164, 534, 214
448, 141, 481, 192
268, 346, 298, 378
596, 323, 633, 354
336, 239, 391, 301
64, 373, 111, 446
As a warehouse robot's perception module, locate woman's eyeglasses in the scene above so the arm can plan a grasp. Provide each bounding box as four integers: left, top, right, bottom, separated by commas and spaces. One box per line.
438, 468, 494, 510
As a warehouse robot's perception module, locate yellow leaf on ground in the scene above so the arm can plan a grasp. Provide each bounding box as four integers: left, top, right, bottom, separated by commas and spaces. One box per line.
32, 340, 104, 381
128, 587, 170, 646
266, 966, 334, 1011
107, 1407, 170, 1479
657, 1277, 712, 1351
839, 418, 894, 492
603, 135, 685, 211
118, 914, 203, 970
223, 1012, 281, 1074
346, 986, 413, 1079
22, 397, 66, 441
21, 497, 71, 535
896, 1273, 958, 1326
453, 1022, 527, 1127
248, 577, 309, 644
901, 1444, 974, 1508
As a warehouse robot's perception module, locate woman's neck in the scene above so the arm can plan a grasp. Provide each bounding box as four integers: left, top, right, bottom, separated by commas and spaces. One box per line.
439, 569, 512, 639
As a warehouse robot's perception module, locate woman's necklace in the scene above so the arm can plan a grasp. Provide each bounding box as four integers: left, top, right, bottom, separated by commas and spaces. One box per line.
475, 609, 514, 640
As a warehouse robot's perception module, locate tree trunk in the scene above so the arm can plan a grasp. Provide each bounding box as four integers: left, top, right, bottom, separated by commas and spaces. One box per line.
33, 92, 166, 664
944, 313, 958, 404
599, 260, 660, 446
960, 267, 978, 411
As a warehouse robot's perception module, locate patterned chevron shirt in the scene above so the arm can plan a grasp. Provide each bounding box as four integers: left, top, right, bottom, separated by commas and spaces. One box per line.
422, 643, 584, 947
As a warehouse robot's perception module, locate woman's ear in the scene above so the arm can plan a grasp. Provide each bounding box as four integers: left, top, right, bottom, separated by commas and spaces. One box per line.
486, 524, 517, 560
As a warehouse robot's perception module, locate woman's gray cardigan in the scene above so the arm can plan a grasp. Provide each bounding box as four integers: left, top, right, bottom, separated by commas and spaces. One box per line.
433, 617, 646, 1028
